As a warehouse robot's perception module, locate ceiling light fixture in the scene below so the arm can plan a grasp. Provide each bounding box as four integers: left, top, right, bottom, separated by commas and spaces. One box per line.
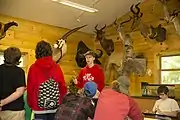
52, 0, 98, 13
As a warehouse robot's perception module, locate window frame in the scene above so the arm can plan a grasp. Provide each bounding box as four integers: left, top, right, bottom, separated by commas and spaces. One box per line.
160, 54, 180, 84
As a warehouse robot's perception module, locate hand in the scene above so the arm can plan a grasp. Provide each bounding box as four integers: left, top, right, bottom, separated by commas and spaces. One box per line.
0, 100, 4, 111
156, 106, 163, 115
0, 100, 4, 107
72, 76, 78, 85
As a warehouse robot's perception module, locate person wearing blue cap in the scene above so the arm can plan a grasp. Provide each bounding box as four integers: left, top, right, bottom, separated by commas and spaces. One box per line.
54, 81, 98, 120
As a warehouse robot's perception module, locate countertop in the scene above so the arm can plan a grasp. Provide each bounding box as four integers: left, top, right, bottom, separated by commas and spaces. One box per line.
131, 96, 180, 101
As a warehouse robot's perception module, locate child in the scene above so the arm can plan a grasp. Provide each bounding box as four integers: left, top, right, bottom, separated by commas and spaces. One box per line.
54, 81, 98, 120
153, 85, 180, 117
73, 51, 105, 92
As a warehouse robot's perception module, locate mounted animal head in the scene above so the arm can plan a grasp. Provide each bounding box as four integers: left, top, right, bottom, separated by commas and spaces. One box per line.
94, 24, 106, 42
158, 0, 178, 22
75, 40, 103, 68
158, 0, 180, 35
170, 9, 180, 21
0, 21, 18, 40
113, 17, 133, 47
52, 25, 87, 63
148, 24, 167, 43
130, 2, 143, 30
94, 24, 114, 56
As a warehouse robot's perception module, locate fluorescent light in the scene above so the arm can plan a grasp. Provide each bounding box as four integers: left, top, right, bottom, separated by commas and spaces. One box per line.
54, 0, 98, 13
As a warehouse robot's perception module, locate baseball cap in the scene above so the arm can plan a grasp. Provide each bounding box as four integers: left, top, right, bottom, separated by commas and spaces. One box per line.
84, 81, 97, 97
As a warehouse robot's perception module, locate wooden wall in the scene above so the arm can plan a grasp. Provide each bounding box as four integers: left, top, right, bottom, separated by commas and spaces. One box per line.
0, 14, 94, 85
96, 0, 180, 95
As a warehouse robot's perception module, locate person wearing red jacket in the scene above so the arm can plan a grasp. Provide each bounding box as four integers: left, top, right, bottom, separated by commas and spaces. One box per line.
94, 76, 143, 120
73, 51, 105, 92
27, 40, 67, 120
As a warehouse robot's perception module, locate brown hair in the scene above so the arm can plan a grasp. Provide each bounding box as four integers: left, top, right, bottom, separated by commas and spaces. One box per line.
35, 40, 52, 59
84, 51, 95, 57
4, 47, 21, 65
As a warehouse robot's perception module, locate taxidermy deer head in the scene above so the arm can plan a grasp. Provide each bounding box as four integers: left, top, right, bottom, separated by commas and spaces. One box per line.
113, 17, 133, 47
158, 0, 180, 35
94, 24, 114, 56
149, 24, 167, 43
0, 21, 18, 40
52, 25, 87, 63
129, 2, 150, 39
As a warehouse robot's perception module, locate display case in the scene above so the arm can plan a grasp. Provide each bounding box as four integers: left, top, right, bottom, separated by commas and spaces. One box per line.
141, 82, 175, 98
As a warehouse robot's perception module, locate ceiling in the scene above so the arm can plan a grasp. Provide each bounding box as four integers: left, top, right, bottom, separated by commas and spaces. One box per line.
0, 0, 142, 33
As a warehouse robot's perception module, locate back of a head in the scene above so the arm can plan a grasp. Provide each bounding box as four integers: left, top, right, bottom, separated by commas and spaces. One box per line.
84, 81, 97, 98
4, 47, 21, 66
35, 40, 52, 59
111, 76, 130, 95
157, 85, 169, 95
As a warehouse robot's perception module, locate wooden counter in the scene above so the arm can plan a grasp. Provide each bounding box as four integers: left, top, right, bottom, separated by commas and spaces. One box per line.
132, 96, 180, 112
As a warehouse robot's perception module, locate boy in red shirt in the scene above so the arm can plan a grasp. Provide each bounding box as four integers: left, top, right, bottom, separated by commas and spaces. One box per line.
73, 51, 105, 92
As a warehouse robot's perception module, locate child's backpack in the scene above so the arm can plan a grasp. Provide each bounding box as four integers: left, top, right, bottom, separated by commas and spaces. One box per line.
37, 67, 60, 110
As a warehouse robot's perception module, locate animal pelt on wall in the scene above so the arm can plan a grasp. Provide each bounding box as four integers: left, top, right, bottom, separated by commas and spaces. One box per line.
0, 21, 18, 40
75, 40, 103, 68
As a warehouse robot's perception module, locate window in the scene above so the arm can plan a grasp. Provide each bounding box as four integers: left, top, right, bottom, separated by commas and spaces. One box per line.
160, 55, 180, 84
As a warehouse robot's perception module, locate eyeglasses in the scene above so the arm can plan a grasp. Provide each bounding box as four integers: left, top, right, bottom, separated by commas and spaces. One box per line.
158, 93, 165, 96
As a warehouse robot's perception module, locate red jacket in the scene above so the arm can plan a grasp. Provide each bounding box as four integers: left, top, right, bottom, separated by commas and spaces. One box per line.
27, 56, 67, 111
94, 89, 144, 120
128, 96, 144, 120
76, 64, 104, 92
94, 89, 130, 120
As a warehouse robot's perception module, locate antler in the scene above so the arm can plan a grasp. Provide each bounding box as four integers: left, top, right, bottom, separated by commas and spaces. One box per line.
120, 16, 133, 26
130, 2, 141, 15
130, 2, 143, 30
95, 24, 99, 31
100, 24, 106, 31
60, 24, 87, 40
95, 24, 106, 31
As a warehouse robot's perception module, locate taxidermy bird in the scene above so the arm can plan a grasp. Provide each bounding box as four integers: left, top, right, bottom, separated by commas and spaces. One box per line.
0, 21, 18, 40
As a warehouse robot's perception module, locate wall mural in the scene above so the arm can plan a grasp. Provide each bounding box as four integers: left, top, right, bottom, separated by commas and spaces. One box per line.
0, 21, 18, 40
52, 25, 87, 63
75, 40, 103, 68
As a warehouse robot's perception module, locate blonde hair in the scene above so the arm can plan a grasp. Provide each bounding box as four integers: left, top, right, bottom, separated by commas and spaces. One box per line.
111, 80, 121, 93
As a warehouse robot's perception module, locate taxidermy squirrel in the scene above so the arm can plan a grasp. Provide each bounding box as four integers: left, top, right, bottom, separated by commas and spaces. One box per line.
0, 21, 18, 40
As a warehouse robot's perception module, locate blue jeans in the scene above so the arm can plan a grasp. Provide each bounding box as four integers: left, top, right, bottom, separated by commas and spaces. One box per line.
34, 113, 55, 120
